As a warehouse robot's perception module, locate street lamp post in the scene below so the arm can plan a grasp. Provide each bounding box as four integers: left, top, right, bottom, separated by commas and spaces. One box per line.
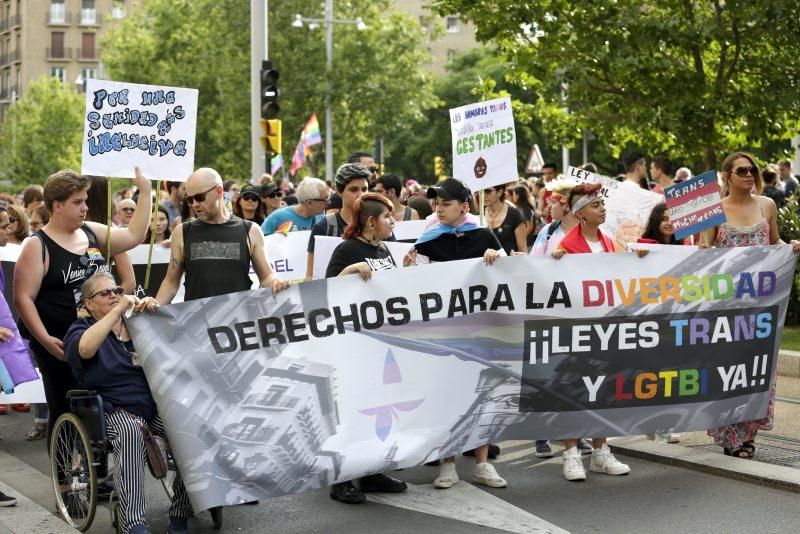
293, 0, 366, 182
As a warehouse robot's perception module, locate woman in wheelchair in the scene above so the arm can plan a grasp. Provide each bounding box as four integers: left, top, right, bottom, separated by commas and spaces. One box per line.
63, 272, 192, 534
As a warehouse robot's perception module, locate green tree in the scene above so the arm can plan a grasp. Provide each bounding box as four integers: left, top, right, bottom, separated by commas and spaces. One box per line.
101, 0, 437, 180
0, 77, 84, 188
432, 0, 800, 170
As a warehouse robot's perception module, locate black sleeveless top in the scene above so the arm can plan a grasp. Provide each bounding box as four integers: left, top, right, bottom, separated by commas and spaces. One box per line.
32, 225, 109, 351
183, 216, 252, 301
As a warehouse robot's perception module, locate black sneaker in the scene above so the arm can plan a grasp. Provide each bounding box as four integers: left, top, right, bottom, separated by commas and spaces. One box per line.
329, 481, 365, 504
0, 491, 17, 507
359, 473, 407, 493
577, 439, 593, 455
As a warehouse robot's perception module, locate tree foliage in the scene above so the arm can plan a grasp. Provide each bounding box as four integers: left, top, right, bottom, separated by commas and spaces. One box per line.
0, 77, 84, 188
431, 0, 800, 170
101, 0, 437, 180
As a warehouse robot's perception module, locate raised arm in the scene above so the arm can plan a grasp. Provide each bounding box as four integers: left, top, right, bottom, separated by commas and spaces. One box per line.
88, 167, 153, 256
113, 251, 136, 294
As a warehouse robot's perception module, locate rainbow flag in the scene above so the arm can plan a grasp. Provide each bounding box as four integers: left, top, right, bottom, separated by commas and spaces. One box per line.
290, 137, 305, 176
271, 154, 284, 175
303, 113, 322, 148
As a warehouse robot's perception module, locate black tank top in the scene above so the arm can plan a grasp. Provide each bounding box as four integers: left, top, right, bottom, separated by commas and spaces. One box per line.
33, 225, 109, 349
183, 216, 252, 301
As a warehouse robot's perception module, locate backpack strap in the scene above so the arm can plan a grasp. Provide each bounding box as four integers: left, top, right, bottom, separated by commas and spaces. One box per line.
325, 213, 340, 237
546, 220, 562, 240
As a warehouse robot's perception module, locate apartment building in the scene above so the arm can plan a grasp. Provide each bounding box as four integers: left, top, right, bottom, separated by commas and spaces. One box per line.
0, 0, 139, 124
393, 0, 478, 76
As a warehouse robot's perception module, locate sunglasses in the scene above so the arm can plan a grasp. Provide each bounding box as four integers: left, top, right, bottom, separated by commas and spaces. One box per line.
187, 185, 218, 204
87, 286, 124, 299
241, 193, 260, 202
262, 191, 283, 198
731, 166, 758, 177
120, 207, 135, 213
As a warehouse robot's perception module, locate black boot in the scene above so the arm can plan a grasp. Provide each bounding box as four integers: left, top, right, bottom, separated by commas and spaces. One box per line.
330, 481, 366, 504
359, 473, 407, 493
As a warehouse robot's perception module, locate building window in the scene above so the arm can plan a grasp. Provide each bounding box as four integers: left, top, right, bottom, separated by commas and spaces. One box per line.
81, 33, 96, 59
81, 0, 96, 25
112, 0, 126, 20
50, 32, 65, 58
446, 49, 457, 63
50, 67, 66, 83
446, 16, 460, 33
50, 1, 66, 24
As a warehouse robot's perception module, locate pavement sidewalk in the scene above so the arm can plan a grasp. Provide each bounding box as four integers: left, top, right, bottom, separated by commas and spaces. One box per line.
610, 351, 800, 493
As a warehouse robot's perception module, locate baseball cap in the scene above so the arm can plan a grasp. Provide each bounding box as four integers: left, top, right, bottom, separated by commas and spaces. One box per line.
261, 183, 280, 196
240, 184, 261, 196
426, 177, 471, 203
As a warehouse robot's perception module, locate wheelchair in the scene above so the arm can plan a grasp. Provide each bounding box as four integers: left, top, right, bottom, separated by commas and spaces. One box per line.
49, 390, 223, 532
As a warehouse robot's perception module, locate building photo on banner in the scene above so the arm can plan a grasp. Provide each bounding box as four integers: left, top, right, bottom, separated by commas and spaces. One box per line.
81, 79, 199, 181
127, 245, 795, 511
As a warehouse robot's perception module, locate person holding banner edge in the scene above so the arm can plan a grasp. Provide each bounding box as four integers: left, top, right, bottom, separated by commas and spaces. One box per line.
551, 181, 648, 481
324, 192, 414, 503
702, 151, 800, 459
13, 168, 152, 448
412, 177, 508, 490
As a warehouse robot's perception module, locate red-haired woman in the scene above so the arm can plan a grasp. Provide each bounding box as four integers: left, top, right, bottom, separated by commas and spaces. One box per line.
703, 151, 800, 458
324, 192, 411, 504
552, 182, 647, 481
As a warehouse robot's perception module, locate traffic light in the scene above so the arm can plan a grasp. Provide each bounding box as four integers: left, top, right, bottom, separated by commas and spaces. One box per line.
434, 156, 444, 179
260, 60, 280, 119
259, 119, 282, 153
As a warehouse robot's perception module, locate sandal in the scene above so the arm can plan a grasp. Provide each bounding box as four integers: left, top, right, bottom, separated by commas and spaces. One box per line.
25, 422, 47, 441
723, 447, 750, 459
742, 441, 756, 458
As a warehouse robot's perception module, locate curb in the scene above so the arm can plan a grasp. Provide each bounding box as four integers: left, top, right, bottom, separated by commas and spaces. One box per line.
608, 436, 800, 493
0, 481, 78, 534
778, 350, 800, 378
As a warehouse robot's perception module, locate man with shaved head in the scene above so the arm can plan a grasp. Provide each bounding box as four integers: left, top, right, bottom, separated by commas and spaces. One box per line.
145, 167, 291, 309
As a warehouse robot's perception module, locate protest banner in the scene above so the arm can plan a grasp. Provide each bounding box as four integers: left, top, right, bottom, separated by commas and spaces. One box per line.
81, 79, 198, 181
450, 96, 517, 192
664, 170, 726, 240
127, 245, 795, 510
567, 166, 662, 249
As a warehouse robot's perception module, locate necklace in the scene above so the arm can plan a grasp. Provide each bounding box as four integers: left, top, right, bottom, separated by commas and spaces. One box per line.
486, 203, 506, 231
113, 321, 125, 342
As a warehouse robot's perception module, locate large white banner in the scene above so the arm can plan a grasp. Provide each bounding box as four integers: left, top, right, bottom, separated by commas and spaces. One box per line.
81, 80, 198, 181
567, 166, 663, 250
128, 245, 794, 511
450, 96, 517, 191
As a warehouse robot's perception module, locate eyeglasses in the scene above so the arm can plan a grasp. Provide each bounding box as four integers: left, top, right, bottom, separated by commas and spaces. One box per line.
186, 186, 218, 204
120, 207, 135, 213
8, 217, 18, 223
262, 191, 283, 198
241, 193, 259, 202
87, 286, 124, 299
731, 166, 758, 177
307, 198, 328, 203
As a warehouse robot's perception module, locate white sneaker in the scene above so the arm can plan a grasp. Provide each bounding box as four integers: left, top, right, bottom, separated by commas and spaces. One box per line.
433, 462, 459, 489
562, 447, 586, 481
589, 444, 630, 475
473, 462, 507, 488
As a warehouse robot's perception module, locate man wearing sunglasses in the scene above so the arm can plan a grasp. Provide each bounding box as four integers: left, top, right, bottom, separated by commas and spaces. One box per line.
117, 198, 137, 228
144, 167, 291, 312
261, 178, 329, 236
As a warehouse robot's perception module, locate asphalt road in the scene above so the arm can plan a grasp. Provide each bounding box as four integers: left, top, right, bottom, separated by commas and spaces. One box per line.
1, 411, 797, 534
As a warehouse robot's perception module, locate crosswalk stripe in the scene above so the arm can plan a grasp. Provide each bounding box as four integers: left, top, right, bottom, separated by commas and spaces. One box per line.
367, 482, 569, 534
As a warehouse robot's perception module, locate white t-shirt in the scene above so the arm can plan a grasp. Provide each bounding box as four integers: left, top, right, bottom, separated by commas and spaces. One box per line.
587, 239, 605, 253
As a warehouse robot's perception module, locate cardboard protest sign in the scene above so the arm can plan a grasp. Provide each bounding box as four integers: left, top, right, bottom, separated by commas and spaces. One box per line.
81, 80, 198, 181
128, 245, 794, 510
664, 170, 726, 240
567, 166, 662, 250
450, 96, 517, 192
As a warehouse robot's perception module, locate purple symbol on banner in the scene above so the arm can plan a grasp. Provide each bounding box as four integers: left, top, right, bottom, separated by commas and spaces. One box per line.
359, 349, 424, 441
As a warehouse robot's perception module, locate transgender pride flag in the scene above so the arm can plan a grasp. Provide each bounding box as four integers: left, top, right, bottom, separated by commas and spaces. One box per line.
303, 113, 322, 149
664, 170, 727, 240
271, 154, 284, 175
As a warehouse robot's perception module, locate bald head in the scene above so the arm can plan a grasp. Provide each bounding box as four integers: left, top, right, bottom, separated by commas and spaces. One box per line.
186, 168, 223, 194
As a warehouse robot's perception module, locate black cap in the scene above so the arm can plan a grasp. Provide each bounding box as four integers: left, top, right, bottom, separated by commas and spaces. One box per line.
426, 177, 471, 203
241, 184, 260, 196
261, 183, 279, 196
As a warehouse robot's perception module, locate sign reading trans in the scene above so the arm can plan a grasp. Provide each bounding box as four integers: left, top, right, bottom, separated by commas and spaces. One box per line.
81, 79, 198, 181
449, 96, 517, 192
664, 170, 726, 240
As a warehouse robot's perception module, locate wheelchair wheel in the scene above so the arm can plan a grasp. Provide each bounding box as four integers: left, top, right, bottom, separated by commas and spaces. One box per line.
50, 413, 97, 532
209, 506, 223, 529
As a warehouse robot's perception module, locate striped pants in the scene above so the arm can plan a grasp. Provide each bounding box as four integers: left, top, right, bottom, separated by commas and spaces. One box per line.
105, 410, 193, 534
